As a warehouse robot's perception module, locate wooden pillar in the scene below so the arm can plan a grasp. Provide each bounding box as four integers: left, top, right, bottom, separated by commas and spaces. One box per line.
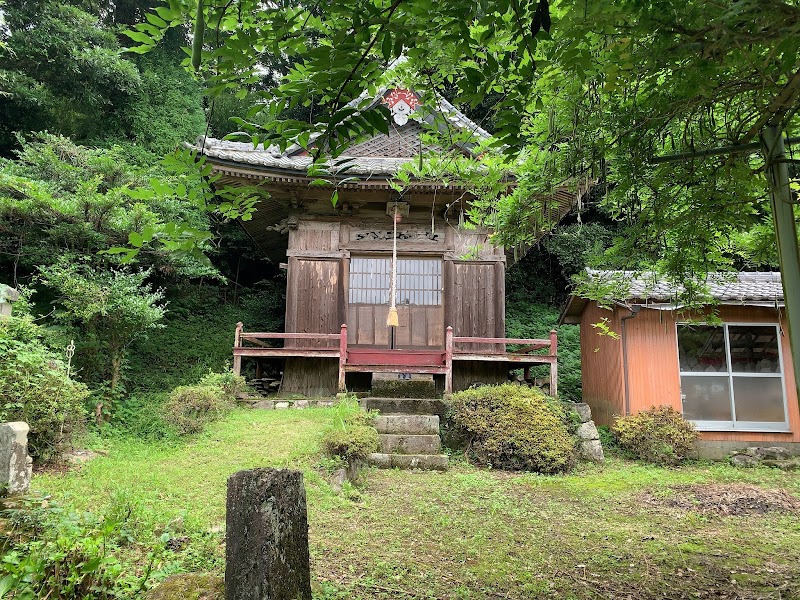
445, 326, 453, 395
233, 322, 243, 377
338, 324, 348, 393
549, 329, 558, 398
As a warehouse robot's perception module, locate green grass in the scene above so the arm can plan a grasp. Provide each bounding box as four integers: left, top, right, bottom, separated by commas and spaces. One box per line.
33, 409, 800, 599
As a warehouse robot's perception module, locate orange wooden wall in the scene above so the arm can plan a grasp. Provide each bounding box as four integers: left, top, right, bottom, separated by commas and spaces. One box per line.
579, 303, 800, 442
579, 302, 624, 426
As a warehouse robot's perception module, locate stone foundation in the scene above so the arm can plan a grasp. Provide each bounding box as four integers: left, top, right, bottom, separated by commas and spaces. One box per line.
697, 440, 800, 461
239, 398, 337, 410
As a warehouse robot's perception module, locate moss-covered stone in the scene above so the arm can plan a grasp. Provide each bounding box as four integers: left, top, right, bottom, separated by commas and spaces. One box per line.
145, 573, 224, 600
371, 379, 438, 398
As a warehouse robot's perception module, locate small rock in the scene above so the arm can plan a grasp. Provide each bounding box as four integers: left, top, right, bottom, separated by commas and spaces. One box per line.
62, 449, 99, 465
252, 400, 274, 410
294, 400, 309, 409
167, 516, 185, 533
577, 422, 600, 441
165, 536, 190, 552
730, 454, 761, 468
762, 459, 800, 471
275, 402, 290, 409
329, 468, 346, 492
580, 439, 605, 462
318, 401, 334, 408
758, 447, 792, 460
144, 573, 223, 600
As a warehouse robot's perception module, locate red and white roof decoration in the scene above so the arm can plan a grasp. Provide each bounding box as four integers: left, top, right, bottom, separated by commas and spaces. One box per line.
383, 89, 420, 125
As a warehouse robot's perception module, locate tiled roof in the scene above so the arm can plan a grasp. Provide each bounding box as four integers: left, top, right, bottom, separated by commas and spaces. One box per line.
559, 269, 784, 324
585, 269, 784, 303
189, 63, 493, 177
190, 138, 416, 177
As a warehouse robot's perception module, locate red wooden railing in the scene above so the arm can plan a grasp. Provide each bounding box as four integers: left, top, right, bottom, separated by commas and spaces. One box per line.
233, 322, 558, 396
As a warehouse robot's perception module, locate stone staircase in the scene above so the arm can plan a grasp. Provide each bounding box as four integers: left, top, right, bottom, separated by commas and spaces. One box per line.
364, 397, 449, 471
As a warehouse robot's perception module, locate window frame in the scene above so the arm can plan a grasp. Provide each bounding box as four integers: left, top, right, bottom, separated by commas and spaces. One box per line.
676, 321, 790, 432
348, 255, 444, 307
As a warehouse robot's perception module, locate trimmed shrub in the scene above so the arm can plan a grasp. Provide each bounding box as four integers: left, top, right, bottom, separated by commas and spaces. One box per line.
612, 405, 698, 465
0, 315, 88, 461
447, 383, 576, 474
322, 396, 379, 462
322, 425, 379, 462
162, 372, 245, 435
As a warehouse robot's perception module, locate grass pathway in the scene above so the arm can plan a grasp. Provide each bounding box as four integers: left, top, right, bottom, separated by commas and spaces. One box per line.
34, 408, 800, 599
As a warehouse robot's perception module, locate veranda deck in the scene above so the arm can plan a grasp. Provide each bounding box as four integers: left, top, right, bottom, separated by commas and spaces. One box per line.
232, 323, 558, 395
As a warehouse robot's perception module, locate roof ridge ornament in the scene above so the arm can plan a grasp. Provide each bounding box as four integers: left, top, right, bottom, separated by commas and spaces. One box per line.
383, 89, 420, 126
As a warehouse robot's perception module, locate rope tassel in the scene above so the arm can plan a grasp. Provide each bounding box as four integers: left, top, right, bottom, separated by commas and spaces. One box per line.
387, 204, 399, 327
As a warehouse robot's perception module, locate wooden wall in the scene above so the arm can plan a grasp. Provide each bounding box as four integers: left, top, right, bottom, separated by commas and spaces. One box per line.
284, 257, 342, 348
578, 302, 624, 426
446, 261, 505, 351
579, 302, 800, 442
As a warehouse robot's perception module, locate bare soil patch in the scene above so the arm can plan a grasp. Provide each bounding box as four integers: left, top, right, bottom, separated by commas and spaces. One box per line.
641, 483, 800, 516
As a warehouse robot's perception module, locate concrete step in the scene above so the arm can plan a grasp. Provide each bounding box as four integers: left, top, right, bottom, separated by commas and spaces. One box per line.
374, 414, 439, 435
379, 434, 441, 455
363, 397, 446, 416
368, 453, 449, 471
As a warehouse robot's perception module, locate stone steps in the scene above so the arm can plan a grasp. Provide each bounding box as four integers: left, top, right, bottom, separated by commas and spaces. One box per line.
367, 400, 448, 471
374, 414, 440, 435
367, 453, 448, 471
363, 397, 446, 417
378, 433, 441, 454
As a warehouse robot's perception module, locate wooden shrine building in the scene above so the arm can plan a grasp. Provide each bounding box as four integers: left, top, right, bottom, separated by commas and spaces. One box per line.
191, 84, 585, 396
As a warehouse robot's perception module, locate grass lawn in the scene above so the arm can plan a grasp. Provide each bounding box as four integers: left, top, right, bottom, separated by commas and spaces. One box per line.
34, 408, 800, 599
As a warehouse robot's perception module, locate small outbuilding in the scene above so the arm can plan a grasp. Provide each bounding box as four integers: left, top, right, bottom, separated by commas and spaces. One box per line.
560, 270, 800, 458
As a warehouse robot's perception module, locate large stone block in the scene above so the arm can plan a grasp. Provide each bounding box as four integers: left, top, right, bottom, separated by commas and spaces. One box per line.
579, 440, 605, 463
576, 422, 599, 441
571, 403, 593, 423
367, 452, 449, 471
374, 414, 440, 435
225, 468, 311, 600
0, 422, 32, 496
371, 373, 437, 398
378, 434, 441, 455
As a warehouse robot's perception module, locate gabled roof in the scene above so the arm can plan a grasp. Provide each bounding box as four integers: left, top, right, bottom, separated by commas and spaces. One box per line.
190, 80, 493, 179
560, 269, 785, 324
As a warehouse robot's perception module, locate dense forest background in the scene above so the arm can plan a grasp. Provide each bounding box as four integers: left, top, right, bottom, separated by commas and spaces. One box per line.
0, 0, 773, 440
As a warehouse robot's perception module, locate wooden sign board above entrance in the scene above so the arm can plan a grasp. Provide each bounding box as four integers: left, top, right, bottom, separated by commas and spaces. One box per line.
350, 227, 443, 244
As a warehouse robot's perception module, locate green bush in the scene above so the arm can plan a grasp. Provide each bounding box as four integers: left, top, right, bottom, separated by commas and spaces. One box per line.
114, 393, 176, 441
447, 383, 576, 474
612, 405, 698, 465
322, 425, 379, 462
321, 396, 379, 462
0, 314, 89, 461
0, 496, 155, 599
162, 372, 245, 435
